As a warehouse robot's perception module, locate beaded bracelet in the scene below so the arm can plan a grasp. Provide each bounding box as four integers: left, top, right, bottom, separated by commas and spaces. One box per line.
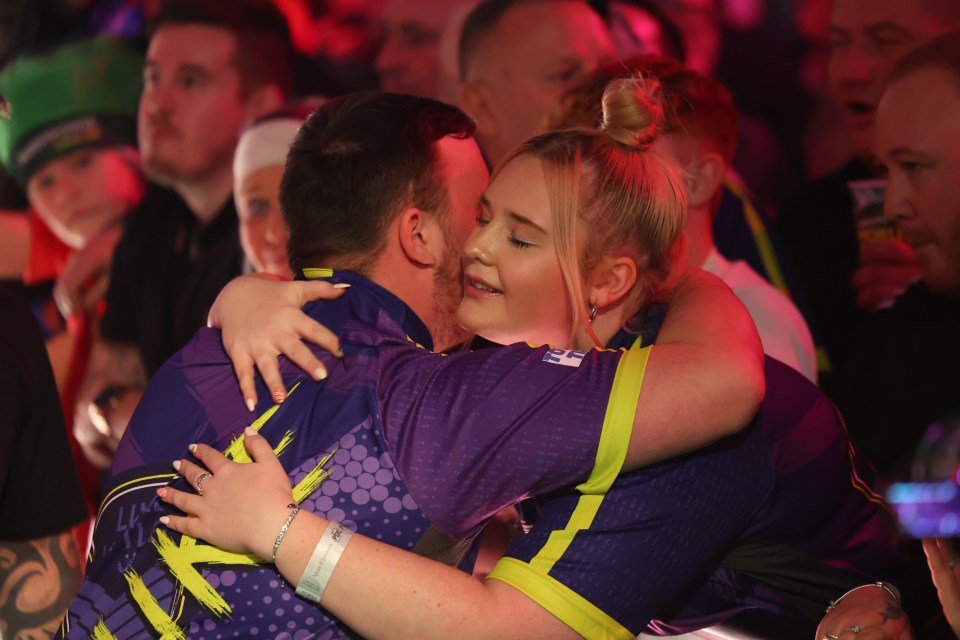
272, 502, 300, 564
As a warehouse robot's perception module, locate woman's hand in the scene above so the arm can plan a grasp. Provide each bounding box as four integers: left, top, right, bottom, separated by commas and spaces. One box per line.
157, 427, 297, 560
923, 537, 960, 637
815, 585, 914, 640
207, 275, 349, 409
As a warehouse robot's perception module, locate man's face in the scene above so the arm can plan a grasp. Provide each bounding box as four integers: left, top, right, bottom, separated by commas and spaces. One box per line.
429, 135, 490, 349
827, 0, 952, 158
138, 24, 250, 186
375, 0, 456, 98
470, 0, 615, 165
876, 68, 960, 298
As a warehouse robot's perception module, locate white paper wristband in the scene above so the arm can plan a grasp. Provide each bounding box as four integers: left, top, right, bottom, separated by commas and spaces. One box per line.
295, 521, 353, 603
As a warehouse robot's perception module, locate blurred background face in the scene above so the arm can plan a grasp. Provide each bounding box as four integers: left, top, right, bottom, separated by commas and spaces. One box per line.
458, 154, 573, 347
138, 24, 249, 185
27, 148, 144, 249
877, 69, 960, 298
470, 0, 615, 164
375, 0, 454, 97
827, 0, 953, 159
236, 164, 292, 279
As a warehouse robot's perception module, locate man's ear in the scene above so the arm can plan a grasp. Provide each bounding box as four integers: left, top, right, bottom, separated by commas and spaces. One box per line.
396, 207, 442, 268
685, 151, 727, 209
459, 80, 498, 139
588, 255, 638, 309
243, 83, 285, 124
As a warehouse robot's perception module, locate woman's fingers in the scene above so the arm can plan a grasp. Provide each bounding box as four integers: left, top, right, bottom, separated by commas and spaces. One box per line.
242, 428, 283, 467
189, 443, 232, 474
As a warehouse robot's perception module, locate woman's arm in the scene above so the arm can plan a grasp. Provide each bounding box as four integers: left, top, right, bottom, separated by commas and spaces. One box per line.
208, 269, 764, 468
159, 431, 578, 640
624, 267, 765, 469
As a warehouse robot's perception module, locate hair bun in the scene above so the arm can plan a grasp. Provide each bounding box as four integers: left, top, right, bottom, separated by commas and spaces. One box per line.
600, 77, 663, 149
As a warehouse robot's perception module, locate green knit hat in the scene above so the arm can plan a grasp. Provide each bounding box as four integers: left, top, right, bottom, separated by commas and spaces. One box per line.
0, 38, 143, 187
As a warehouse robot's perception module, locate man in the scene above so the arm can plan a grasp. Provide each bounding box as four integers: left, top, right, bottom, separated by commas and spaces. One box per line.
459, 0, 805, 321
458, 0, 615, 168
817, 31, 960, 639
73, 0, 294, 470
59, 91, 766, 639
0, 289, 86, 639
777, 0, 959, 397
374, 0, 478, 104
839, 30, 960, 478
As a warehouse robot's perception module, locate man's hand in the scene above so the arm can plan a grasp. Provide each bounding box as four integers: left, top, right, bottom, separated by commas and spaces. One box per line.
53, 225, 124, 317
75, 387, 143, 469
923, 537, 960, 637
73, 341, 148, 470
852, 240, 920, 311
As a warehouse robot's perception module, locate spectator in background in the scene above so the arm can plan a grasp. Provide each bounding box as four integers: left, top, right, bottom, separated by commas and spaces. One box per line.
777, 0, 959, 396
554, 54, 817, 382
233, 102, 320, 279
0, 288, 87, 639
0, 37, 145, 531
375, 0, 479, 104
73, 0, 294, 471
457, 0, 616, 168
839, 30, 960, 480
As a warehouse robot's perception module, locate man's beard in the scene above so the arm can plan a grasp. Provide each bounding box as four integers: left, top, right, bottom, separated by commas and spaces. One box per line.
430, 239, 469, 351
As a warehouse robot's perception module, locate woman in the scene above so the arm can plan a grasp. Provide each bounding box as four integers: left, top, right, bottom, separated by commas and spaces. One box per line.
157, 80, 916, 638
233, 101, 323, 279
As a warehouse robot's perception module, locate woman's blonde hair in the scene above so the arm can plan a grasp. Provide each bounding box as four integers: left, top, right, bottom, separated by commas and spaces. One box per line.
493, 77, 688, 342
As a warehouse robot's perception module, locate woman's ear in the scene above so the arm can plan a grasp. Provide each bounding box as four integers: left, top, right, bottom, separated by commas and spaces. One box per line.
685, 151, 726, 209
396, 207, 441, 268
588, 255, 638, 309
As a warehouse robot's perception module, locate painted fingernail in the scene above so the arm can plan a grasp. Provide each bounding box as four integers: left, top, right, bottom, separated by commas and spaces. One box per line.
159, 516, 170, 525
244, 426, 256, 437
157, 488, 167, 498
246, 397, 256, 412
188, 444, 197, 453
315, 367, 328, 381
172, 460, 181, 471
333, 283, 351, 289
335, 346, 344, 359
272, 391, 286, 403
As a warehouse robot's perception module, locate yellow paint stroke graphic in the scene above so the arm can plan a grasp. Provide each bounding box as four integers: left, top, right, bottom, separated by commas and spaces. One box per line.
124, 568, 187, 639
152, 531, 226, 618
293, 448, 337, 503
91, 620, 119, 640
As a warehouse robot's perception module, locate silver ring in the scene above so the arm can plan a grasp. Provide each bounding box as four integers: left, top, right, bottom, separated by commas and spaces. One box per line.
195, 472, 212, 496
949, 557, 959, 569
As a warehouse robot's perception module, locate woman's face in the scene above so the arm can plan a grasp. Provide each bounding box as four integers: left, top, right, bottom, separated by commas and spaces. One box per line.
236, 164, 293, 279
457, 154, 575, 347
27, 147, 144, 249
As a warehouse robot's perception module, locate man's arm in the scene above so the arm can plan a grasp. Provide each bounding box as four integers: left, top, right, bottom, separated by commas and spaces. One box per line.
0, 532, 82, 639
73, 339, 147, 469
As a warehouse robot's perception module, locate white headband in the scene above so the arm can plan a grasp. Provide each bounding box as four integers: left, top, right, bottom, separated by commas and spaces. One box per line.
233, 118, 303, 185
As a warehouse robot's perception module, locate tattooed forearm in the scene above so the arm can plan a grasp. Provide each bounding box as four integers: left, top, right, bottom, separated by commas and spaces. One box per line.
0, 531, 81, 639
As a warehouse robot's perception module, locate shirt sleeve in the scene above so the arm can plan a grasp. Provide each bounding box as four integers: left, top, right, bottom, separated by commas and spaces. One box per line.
377, 322, 652, 540
487, 425, 775, 639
